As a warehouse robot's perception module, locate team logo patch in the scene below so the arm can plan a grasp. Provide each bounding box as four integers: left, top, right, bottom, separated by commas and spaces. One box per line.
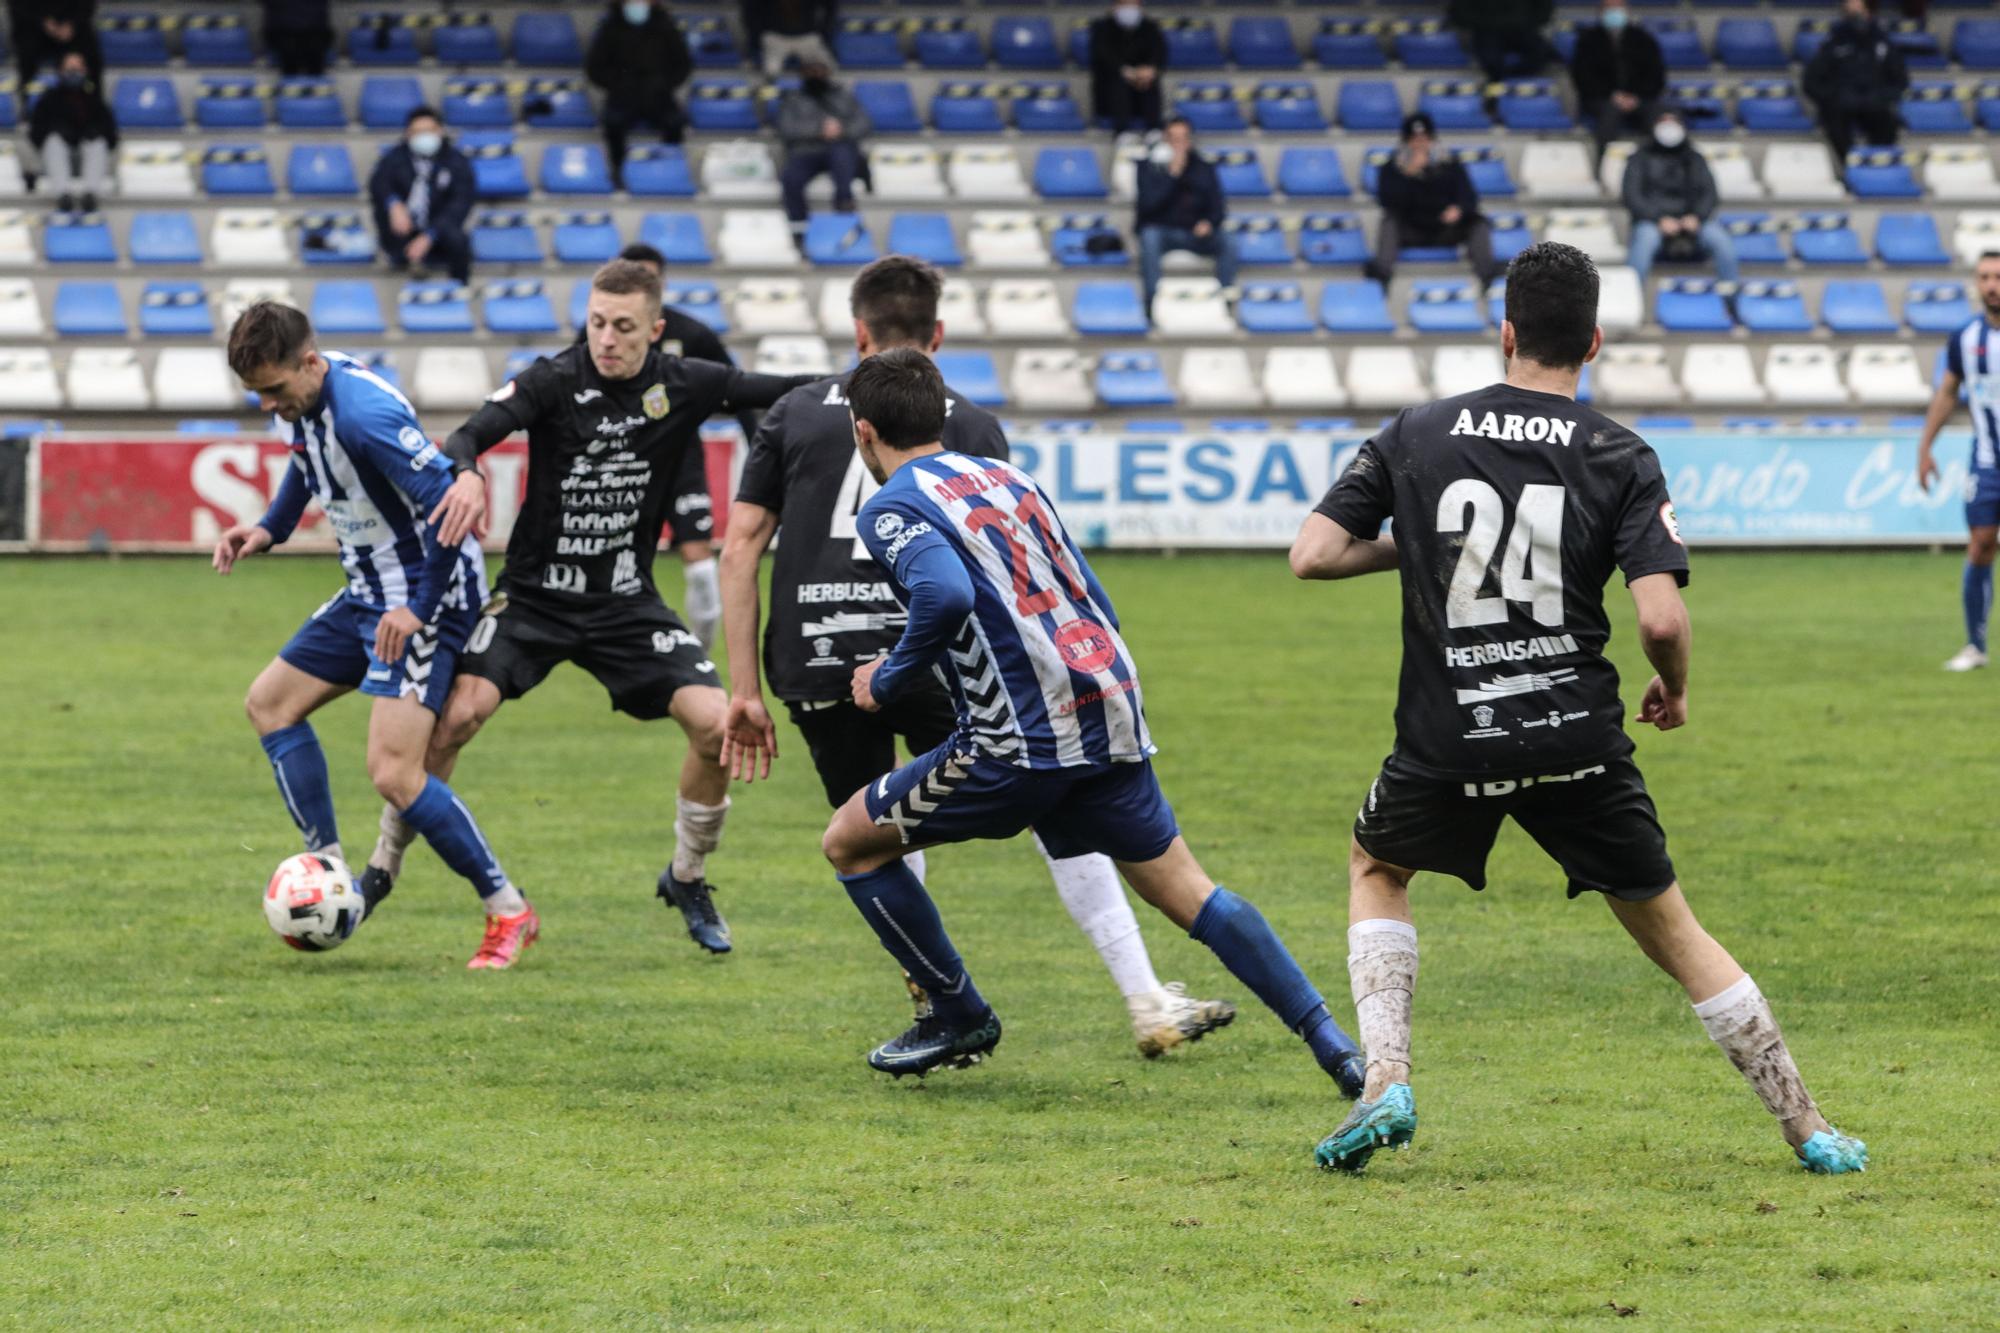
398, 425, 428, 452
1054, 618, 1116, 674
874, 512, 904, 540
643, 384, 669, 419
1659, 500, 1683, 545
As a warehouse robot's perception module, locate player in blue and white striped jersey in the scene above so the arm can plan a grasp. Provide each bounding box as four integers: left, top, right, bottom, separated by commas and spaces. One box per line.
211, 302, 540, 969
1916, 252, 2000, 671
818, 349, 1366, 1098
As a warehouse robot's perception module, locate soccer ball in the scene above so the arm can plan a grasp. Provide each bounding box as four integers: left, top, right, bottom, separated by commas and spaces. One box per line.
263, 852, 365, 952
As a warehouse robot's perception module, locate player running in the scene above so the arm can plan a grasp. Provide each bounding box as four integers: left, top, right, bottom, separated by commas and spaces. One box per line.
719, 255, 1235, 1058
817, 348, 1364, 1098
212, 302, 533, 967
365, 259, 819, 962
1915, 250, 2000, 672
1290, 242, 1867, 1176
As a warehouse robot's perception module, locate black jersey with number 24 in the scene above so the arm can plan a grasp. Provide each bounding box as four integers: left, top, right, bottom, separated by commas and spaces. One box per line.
1315, 383, 1689, 779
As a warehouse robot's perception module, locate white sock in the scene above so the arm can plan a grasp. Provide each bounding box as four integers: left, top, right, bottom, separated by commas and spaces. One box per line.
1692, 974, 1819, 1131
904, 849, 926, 883
681, 556, 721, 650
484, 883, 528, 917
1035, 834, 1160, 999
369, 804, 418, 877
1348, 919, 1418, 1080
671, 795, 729, 883
315, 840, 345, 864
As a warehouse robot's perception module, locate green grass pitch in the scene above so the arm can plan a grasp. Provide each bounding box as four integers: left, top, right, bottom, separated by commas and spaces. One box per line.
5, 551, 1997, 1329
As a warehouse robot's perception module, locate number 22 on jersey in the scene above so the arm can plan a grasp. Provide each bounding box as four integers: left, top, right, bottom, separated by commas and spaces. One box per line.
1437, 480, 1565, 629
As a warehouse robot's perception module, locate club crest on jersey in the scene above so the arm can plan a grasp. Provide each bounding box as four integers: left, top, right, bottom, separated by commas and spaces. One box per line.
874, 512, 904, 539
642, 384, 669, 419
1449, 408, 1576, 447
1659, 500, 1683, 545
1055, 618, 1116, 674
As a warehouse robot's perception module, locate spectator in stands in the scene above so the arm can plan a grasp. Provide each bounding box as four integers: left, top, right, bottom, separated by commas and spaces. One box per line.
1621, 109, 1739, 289
1365, 112, 1501, 290
777, 59, 871, 249
1089, 2, 1167, 137
25, 51, 112, 213
1134, 117, 1237, 320
368, 107, 474, 286
1804, 0, 1909, 166
743, 0, 837, 79
587, 1, 694, 190
259, 0, 331, 78
1448, 0, 1553, 86
10, 0, 101, 88
1570, 0, 1666, 166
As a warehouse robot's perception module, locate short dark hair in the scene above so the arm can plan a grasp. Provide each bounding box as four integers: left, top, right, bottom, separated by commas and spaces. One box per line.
591, 257, 662, 312
847, 347, 946, 450
849, 254, 943, 348
618, 242, 668, 271
1503, 242, 1600, 370
226, 301, 315, 378
1979, 250, 2000, 266
405, 104, 441, 129
1164, 115, 1192, 134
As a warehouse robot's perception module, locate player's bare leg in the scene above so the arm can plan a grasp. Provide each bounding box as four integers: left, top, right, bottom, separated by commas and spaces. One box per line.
363, 673, 500, 903
1606, 884, 1866, 1172
659, 683, 733, 953
1947, 524, 1997, 671
245, 658, 351, 860
1317, 841, 1421, 1173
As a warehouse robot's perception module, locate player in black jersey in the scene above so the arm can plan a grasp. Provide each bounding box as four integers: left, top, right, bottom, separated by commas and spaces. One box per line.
717, 255, 1236, 1058
363, 259, 819, 959
1292, 242, 1866, 1177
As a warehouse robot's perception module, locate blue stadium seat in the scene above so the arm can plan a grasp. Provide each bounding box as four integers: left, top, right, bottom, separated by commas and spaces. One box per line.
299, 211, 373, 264
358, 76, 424, 131
348, 16, 420, 65
484, 280, 559, 335
1161, 19, 1224, 69
1891, 21, 1944, 71
1278, 148, 1349, 200
310, 281, 387, 335
1791, 20, 1831, 67
53, 282, 126, 336
1498, 80, 1572, 130
1720, 417, 1780, 434
914, 19, 984, 70
1408, 280, 1486, 334
1956, 19, 2000, 70
100, 14, 169, 65
0, 90, 17, 131
1721, 213, 1786, 264
1488, 213, 1532, 264
522, 78, 596, 130
540, 144, 614, 196
854, 80, 921, 133
1906, 282, 1972, 334
1393, 22, 1468, 69
129, 211, 201, 264
1646, 20, 1707, 70
276, 80, 345, 129
434, 14, 504, 64
1636, 416, 1694, 432
1034, 149, 1107, 199
1454, 147, 1516, 198
993, 18, 1061, 70
1793, 213, 1865, 265
688, 80, 760, 133
204, 146, 275, 196
1051, 214, 1126, 267
1337, 81, 1402, 131
639, 212, 710, 264
934, 351, 1004, 407
1255, 82, 1326, 132
113, 77, 182, 130
623, 146, 696, 197
1074, 281, 1148, 335
1299, 213, 1368, 266
196, 79, 265, 130
501, 349, 545, 382
462, 134, 528, 199
1485, 279, 1506, 329
287, 145, 357, 197
1671, 81, 1730, 133
46, 214, 115, 263
1716, 18, 1784, 68
471, 211, 543, 264
1315, 21, 1386, 70
1876, 214, 1950, 266
1212, 147, 1271, 199
1226, 215, 1288, 266
1803, 415, 1863, 432
1014, 82, 1084, 132
1237, 282, 1314, 334
1821, 280, 1897, 334
1229, 18, 1300, 69
399, 281, 474, 334
1174, 83, 1245, 133
183, 13, 256, 65
1736, 81, 1813, 133
681, 16, 741, 69
804, 214, 878, 265
834, 19, 903, 69
887, 213, 962, 266
443, 79, 514, 129
553, 212, 621, 265
934, 83, 1005, 133
1358, 147, 1396, 197
1655, 278, 1733, 332
1902, 83, 1970, 135
1067, 26, 1093, 72
1096, 352, 1175, 408
1735, 280, 1811, 333
1977, 83, 2000, 133
1845, 149, 1920, 199
1418, 80, 1490, 131
1319, 280, 1395, 333
665, 280, 727, 334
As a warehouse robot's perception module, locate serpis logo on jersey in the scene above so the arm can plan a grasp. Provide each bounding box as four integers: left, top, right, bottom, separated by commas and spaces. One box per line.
643, 384, 669, 419
873, 513, 904, 539
1449, 409, 1577, 447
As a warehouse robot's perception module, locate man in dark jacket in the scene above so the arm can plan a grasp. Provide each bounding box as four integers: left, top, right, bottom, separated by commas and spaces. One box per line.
741, 0, 836, 78
1621, 109, 1738, 287
1449, 0, 1553, 84
587, 0, 693, 189
1365, 113, 1499, 288
1135, 117, 1237, 317
27, 51, 112, 212
1089, 2, 1167, 135
1804, 0, 1908, 164
259, 0, 330, 77
777, 60, 871, 243
10, 0, 100, 88
1570, 0, 1666, 164
367, 107, 475, 285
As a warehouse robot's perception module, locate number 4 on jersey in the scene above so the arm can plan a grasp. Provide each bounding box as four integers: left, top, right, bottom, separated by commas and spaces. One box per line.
1437, 480, 1565, 629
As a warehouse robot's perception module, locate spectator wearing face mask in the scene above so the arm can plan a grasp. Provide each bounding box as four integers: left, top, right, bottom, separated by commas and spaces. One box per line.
587, 0, 694, 190
25, 51, 113, 212
1803, 0, 1908, 165
368, 107, 475, 284
1089, 1, 1167, 135
1622, 109, 1738, 289
776, 60, 871, 247
1570, 0, 1665, 165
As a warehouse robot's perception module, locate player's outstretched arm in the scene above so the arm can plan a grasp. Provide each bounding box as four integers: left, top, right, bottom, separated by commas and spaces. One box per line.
435, 400, 528, 545
1631, 572, 1691, 732
211, 523, 274, 574
1288, 512, 1398, 581
718, 499, 781, 782
215, 459, 310, 573
1915, 368, 1963, 493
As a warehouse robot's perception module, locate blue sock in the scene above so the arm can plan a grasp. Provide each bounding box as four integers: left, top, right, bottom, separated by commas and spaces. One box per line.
1189, 887, 1360, 1074
400, 776, 511, 899
259, 722, 338, 853
1964, 562, 1993, 653
839, 861, 988, 1024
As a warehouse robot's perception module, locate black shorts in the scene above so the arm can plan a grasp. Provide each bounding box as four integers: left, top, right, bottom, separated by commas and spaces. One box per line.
1353, 751, 1675, 902
458, 589, 721, 721
786, 684, 958, 809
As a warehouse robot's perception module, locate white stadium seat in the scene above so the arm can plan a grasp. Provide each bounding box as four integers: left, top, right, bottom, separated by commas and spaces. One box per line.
732, 278, 815, 335
1697, 143, 1763, 202
966, 211, 1050, 269
411, 347, 492, 411
68, 348, 150, 411
938, 279, 986, 337
947, 145, 1026, 200
0, 277, 45, 337
1544, 208, 1625, 264
220, 278, 296, 327
755, 335, 833, 377
1951, 210, 2000, 267
1177, 347, 1260, 409
1261, 346, 1345, 410
1765, 344, 1848, 405
117, 141, 193, 197
1431, 345, 1505, 399
1597, 264, 1645, 333
151, 347, 239, 411
1594, 344, 1678, 405
1522, 141, 1599, 201
1923, 146, 1998, 203
1009, 348, 1093, 411
1599, 141, 1634, 198
698, 140, 779, 201
1344, 347, 1425, 409
1760, 141, 1844, 202
1845, 344, 1929, 406
986, 280, 1069, 338
1110, 141, 1150, 200
0, 210, 35, 265
868, 144, 947, 200
1681, 344, 1766, 406
1149, 278, 1229, 336
212, 208, 290, 267
0, 144, 29, 196
0, 348, 61, 409
717, 209, 799, 267
817, 276, 855, 337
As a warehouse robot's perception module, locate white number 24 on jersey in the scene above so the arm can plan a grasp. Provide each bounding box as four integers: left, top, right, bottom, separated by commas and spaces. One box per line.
1436, 480, 1565, 629
829, 453, 879, 561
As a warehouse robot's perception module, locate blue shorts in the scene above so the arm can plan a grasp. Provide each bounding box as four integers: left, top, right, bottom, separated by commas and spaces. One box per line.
862, 739, 1180, 863
279, 589, 474, 714
1966, 468, 2000, 530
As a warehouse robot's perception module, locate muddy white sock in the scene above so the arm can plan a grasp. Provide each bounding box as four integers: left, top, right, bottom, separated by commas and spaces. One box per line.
1036, 834, 1160, 999
369, 804, 418, 877
1348, 919, 1418, 1083
484, 883, 528, 917
1692, 974, 1819, 1136
671, 795, 729, 883
903, 849, 926, 883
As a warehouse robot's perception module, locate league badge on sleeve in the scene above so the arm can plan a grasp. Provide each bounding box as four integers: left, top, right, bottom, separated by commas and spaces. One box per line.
643, 384, 669, 419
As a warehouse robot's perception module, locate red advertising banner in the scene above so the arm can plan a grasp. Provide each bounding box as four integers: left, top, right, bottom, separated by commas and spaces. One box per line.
30, 433, 741, 550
